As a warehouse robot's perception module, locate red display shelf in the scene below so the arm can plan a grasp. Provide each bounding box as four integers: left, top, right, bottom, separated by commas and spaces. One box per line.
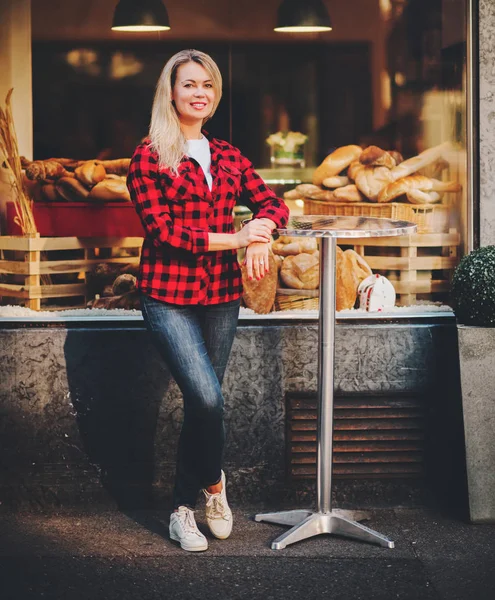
5, 202, 144, 237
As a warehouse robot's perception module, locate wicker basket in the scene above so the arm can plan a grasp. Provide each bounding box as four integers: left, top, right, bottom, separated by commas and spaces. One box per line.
303, 199, 450, 234
274, 288, 319, 311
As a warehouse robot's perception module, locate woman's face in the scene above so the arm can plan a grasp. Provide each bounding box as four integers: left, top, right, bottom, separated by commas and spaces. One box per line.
171, 61, 216, 125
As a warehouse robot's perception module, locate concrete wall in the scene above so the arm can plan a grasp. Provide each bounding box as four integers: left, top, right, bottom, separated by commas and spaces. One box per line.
0, 321, 466, 511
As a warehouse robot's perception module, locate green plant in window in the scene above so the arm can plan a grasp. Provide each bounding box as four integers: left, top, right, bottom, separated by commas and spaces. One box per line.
451, 246, 495, 326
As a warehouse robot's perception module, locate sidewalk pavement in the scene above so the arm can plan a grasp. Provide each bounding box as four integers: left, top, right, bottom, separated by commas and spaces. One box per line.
1, 506, 494, 600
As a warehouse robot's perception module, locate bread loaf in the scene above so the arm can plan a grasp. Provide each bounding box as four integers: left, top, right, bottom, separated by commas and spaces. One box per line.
388, 151, 404, 166
272, 236, 318, 256
55, 177, 90, 201
112, 273, 137, 296
313, 145, 363, 185
87, 178, 131, 202
90, 289, 140, 310
104, 174, 126, 181
40, 183, 64, 202
354, 166, 394, 201
75, 161, 107, 186
359, 146, 396, 169
322, 175, 350, 188
241, 252, 278, 313
336, 247, 373, 311
280, 252, 319, 290
347, 160, 365, 180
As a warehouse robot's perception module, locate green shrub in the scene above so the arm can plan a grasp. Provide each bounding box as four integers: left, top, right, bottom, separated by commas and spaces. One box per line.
451, 246, 495, 326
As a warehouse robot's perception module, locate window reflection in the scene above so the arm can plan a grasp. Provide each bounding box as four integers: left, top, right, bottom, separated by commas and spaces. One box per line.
25, 0, 468, 311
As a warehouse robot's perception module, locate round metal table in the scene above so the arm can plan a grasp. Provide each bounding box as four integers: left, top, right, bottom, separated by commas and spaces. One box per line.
255, 215, 417, 550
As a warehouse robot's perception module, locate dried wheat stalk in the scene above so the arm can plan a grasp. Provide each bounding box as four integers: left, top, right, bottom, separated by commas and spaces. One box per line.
0, 88, 37, 235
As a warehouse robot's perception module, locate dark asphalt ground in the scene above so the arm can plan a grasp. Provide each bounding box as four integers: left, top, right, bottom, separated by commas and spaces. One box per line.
1, 506, 494, 600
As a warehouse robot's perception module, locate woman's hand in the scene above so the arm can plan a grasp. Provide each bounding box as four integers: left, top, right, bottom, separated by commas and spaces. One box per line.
244, 241, 270, 280
236, 219, 272, 248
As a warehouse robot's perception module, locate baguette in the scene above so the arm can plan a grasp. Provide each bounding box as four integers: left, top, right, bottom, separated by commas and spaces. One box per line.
26, 160, 75, 182
389, 142, 451, 181
359, 146, 396, 169
96, 158, 131, 176
310, 189, 337, 201
417, 158, 449, 180
378, 175, 461, 203
75, 160, 107, 186
295, 183, 335, 201
313, 145, 362, 185
406, 190, 442, 204
283, 188, 303, 200
333, 184, 363, 202
21, 156, 84, 170
47, 158, 86, 169
322, 175, 350, 188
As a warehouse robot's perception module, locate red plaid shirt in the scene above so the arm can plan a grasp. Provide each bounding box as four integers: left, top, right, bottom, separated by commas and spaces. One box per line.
127, 131, 289, 305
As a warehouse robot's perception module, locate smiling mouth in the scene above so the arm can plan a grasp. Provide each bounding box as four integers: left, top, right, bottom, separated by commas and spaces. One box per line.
191, 103, 207, 109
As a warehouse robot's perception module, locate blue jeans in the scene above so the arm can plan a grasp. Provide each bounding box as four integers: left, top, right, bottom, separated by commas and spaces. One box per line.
140, 293, 240, 509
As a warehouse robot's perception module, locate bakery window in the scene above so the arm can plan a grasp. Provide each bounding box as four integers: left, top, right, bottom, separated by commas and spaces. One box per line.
0, 0, 470, 319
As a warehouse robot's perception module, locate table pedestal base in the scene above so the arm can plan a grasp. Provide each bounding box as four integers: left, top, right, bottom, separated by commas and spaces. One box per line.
254, 509, 395, 550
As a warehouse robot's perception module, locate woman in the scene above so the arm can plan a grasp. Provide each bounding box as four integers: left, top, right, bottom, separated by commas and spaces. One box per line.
127, 49, 289, 552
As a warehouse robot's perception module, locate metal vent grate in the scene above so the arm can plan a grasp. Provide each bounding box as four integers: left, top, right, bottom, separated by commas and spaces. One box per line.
287, 392, 425, 479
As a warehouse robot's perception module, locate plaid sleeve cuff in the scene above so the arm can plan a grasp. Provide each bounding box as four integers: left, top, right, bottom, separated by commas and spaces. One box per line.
253, 206, 289, 229
240, 155, 290, 229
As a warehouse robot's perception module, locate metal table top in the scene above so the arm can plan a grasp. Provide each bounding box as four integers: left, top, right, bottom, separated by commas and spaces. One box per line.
277, 215, 417, 238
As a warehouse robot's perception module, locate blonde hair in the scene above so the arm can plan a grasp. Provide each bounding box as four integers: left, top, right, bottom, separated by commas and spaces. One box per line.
148, 49, 223, 174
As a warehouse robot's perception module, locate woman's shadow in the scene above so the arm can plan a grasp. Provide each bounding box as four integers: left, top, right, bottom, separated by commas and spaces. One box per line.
63, 322, 183, 538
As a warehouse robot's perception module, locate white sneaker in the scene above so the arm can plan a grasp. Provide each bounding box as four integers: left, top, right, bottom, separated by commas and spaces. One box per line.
169, 506, 208, 552
202, 470, 233, 540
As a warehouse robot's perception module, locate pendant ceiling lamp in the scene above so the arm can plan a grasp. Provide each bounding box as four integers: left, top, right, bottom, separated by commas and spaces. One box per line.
274, 0, 332, 33
111, 0, 171, 32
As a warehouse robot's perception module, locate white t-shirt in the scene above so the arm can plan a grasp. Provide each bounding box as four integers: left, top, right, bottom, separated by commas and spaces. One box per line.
187, 135, 213, 191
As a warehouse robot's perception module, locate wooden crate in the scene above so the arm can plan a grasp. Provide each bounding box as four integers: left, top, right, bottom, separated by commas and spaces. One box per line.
338, 230, 461, 306
0, 235, 143, 310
